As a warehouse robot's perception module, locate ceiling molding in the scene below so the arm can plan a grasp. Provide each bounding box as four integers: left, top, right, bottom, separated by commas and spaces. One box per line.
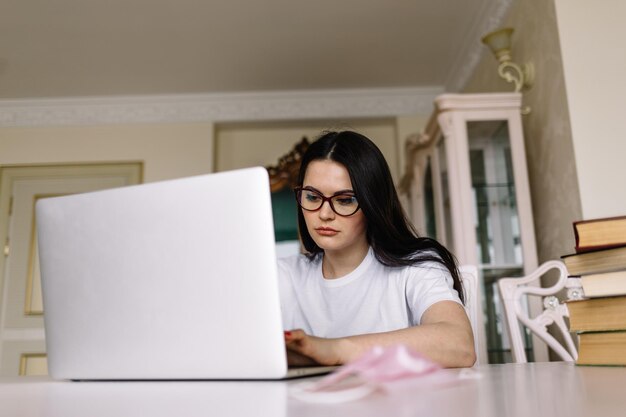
444, 0, 514, 92
435, 92, 521, 111
0, 87, 444, 128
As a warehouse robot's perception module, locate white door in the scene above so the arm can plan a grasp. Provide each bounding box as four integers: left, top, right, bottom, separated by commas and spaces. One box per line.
0, 163, 142, 376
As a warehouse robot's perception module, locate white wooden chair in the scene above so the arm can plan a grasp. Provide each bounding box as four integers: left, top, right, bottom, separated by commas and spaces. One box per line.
459, 265, 488, 365
497, 260, 579, 363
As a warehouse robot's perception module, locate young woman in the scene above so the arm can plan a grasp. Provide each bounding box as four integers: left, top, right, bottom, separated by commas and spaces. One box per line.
278, 130, 475, 368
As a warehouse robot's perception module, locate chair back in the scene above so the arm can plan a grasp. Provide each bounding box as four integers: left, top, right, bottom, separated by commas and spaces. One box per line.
459, 265, 488, 365
497, 260, 578, 363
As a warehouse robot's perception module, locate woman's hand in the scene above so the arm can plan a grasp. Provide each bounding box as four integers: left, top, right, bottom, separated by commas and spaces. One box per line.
284, 329, 344, 366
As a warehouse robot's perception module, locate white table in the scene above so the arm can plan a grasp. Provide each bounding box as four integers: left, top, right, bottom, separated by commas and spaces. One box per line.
1, 362, 624, 417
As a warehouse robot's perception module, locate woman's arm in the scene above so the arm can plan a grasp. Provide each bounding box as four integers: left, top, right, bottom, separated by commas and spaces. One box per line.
284, 300, 476, 368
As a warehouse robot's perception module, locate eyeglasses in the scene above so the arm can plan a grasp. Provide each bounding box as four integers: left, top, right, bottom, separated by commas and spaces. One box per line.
294, 186, 360, 217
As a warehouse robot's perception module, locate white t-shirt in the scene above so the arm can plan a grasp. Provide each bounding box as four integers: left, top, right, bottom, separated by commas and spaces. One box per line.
277, 247, 462, 338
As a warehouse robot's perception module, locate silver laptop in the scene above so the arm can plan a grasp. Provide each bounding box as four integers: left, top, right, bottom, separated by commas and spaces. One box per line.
36, 167, 334, 380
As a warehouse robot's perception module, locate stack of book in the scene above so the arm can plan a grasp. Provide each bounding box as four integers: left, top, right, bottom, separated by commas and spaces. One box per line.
562, 215, 626, 366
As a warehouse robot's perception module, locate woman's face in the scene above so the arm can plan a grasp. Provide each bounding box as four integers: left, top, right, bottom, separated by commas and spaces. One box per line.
301, 159, 368, 255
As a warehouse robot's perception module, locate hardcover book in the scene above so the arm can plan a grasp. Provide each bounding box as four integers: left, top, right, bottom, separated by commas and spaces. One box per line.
561, 245, 626, 276
574, 215, 626, 253
576, 330, 626, 366
567, 295, 626, 332
579, 270, 626, 298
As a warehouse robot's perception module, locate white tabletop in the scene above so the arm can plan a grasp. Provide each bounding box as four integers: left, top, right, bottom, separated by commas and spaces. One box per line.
1, 362, 624, 417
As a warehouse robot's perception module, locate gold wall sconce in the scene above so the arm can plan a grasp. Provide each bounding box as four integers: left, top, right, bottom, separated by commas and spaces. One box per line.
481, 27, 534, 93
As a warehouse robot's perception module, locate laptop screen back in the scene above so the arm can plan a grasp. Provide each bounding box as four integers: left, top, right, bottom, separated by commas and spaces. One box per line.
37, 167, 288, 379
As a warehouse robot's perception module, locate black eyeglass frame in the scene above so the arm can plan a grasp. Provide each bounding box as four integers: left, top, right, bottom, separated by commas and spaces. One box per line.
294, 186, 360, 217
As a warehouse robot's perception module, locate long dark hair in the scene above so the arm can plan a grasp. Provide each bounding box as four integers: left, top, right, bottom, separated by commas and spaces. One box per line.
296, 130, 464, 303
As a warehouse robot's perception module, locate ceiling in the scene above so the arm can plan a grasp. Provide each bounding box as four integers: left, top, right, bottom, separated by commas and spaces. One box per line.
0, 0, 507, 100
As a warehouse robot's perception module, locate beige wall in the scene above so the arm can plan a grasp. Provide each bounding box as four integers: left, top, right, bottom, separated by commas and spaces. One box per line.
215, 119, 404, 182
0, 123, 214, 182
554, 0, 626, 220
1, 116, 426, 188
463, 0, 582, 263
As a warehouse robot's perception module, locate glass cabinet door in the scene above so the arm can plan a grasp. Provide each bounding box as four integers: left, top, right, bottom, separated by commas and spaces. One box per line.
423, 120, 533, 363
466, 120, 533, 363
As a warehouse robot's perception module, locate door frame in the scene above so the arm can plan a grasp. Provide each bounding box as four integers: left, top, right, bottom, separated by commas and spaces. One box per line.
0, 161, 143, 375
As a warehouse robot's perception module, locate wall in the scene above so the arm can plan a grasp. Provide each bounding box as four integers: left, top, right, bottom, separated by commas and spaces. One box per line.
215, 119, 402, 181
0, 116, 426, 190
463, 0, 582, 263
0, 123, 214, 182
554, 0, 626, 220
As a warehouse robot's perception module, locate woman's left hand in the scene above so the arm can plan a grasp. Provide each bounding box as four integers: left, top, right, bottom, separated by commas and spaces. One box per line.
284, 329, 343, 366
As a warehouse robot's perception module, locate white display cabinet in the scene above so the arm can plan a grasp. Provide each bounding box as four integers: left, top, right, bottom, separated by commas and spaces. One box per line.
401, 92, 545, 363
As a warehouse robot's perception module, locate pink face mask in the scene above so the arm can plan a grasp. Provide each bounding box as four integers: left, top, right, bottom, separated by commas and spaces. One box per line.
289, 344, 446, 403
